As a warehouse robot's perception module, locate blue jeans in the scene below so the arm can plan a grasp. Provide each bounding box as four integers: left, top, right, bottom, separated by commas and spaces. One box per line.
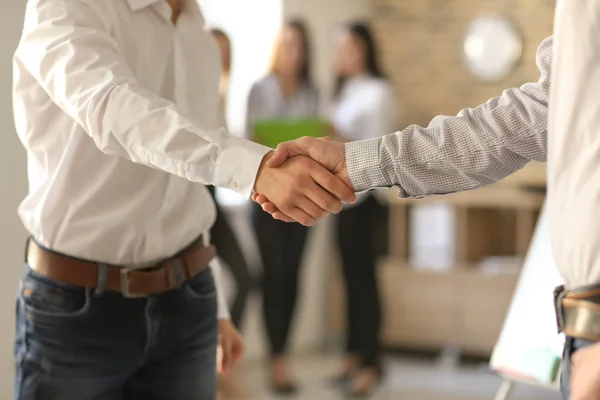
14, 265, 218, 400
561, 337, 595, 400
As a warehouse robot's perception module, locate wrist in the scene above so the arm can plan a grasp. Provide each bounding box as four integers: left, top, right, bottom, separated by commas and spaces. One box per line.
253, 150, 274, 193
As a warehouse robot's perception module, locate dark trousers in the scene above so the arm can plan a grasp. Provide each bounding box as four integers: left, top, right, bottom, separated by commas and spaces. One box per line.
15, 265, 218, 400
336, 197, 383, 369
208, 186, 254, 328
252, 204, 309, 356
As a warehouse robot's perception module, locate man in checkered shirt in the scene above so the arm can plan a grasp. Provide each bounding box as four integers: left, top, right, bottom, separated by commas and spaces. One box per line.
254, 1, 600, 397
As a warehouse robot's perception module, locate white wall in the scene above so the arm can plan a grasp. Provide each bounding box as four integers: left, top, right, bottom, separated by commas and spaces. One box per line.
199, 0, 282, 137
0, 0, 27, 397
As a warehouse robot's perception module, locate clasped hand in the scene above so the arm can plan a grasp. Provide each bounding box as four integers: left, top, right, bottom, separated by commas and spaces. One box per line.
253, 137, 354, 226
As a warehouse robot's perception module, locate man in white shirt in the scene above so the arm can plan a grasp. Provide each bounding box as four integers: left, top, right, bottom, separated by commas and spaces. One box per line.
253, 1, 600, 398
12, 0, 355, 399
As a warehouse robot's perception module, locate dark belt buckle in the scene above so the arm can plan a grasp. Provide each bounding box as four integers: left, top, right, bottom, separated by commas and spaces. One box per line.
554, 284, 566, 334
120, 268, 146, 299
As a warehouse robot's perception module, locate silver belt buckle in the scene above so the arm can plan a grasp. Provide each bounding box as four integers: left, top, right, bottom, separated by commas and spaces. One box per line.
120, 268, 146, 298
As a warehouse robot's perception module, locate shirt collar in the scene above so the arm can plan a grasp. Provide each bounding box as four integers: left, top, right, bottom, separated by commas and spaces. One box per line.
126, 0, 205, 25
126, 0, 162, 12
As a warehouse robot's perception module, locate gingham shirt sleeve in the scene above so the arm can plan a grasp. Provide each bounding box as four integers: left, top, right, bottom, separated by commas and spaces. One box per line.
346, 36, 552, 197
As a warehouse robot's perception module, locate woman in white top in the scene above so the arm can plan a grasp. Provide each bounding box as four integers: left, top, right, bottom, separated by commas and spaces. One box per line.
329, 22, 397, 397
246, 20, 320, 395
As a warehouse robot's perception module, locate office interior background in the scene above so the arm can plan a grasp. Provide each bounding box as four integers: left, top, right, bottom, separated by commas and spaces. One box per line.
0, 0, 559, 399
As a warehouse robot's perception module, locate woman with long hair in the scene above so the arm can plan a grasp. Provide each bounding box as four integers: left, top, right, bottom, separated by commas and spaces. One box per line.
329, 21, 397, 397
246, 19, 319, 395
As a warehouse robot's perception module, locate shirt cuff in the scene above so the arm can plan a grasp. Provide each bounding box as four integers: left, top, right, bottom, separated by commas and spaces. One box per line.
345, 138, 390, 192
214, 135, 271, 198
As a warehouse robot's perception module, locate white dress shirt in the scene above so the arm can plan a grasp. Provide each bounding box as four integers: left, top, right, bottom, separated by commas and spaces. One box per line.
547, 0, 600, 289
13, 0, 270, 317
332, 75, 396, 207
331, 75, 396, 142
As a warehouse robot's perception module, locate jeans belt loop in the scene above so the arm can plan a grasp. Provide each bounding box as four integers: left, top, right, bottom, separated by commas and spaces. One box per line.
94, 263, 108, 297
555, 285, 567, 334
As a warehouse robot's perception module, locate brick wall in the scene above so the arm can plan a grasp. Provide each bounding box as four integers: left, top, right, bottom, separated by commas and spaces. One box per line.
372, 0, 555, 128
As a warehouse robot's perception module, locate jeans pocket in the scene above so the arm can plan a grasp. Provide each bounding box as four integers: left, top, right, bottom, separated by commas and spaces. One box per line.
183, 268, 217, 301
20, 266, 90, 321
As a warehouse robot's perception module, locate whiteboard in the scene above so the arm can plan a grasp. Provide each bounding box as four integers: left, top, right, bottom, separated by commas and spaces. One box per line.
490, 205, 564, 388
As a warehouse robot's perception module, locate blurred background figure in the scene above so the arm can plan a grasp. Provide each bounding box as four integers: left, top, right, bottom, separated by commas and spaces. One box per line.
328, 21, 396, 397
212, 28, 232, 128
210, 27, 254, 400
246, 19, 320, 395
209, 27, 254, 333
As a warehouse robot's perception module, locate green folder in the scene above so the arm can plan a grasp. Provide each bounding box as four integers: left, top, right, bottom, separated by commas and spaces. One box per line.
253, 118, 328, 148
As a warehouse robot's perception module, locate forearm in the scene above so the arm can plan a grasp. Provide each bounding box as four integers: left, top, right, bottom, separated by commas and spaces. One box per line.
346, 37, 552, 197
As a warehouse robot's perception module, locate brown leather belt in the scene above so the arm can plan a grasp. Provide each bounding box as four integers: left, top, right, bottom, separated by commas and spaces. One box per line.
555, 284, 600, 342
26, 238, 216, 298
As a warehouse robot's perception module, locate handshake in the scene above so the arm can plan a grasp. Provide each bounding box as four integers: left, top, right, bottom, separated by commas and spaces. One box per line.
253, 137, 357, 226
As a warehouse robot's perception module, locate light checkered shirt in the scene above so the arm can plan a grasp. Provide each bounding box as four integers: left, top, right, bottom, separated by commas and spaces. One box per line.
345, 36, 551, 197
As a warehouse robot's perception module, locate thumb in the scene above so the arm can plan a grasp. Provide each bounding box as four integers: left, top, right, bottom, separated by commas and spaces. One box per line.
266, 144, 293, 167
266, 137, 313, 167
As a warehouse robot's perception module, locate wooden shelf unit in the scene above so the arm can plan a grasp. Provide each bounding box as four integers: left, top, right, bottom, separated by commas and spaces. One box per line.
329, 163, 546, 356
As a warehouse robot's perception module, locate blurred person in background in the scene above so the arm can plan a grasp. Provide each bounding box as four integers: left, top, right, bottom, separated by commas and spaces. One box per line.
246, 19, 320, 395
328, 21, 396, 397
210, 28, 253, 399
209, 27, 254, 335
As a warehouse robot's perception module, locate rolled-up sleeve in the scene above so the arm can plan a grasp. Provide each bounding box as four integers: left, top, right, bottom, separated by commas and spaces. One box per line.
346, 37, 552, 197
16, 0, 269, 198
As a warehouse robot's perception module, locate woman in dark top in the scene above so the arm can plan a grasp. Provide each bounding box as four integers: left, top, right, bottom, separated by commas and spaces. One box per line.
246, 19, 319, 395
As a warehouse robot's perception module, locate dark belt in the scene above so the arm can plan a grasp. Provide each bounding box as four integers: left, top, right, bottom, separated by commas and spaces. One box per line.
555, 284, 600, 341
25, 237, 216, 298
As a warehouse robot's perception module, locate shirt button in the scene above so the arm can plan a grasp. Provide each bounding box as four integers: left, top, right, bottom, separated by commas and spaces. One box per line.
230, 180, 239, 190
177, 166, 185, 175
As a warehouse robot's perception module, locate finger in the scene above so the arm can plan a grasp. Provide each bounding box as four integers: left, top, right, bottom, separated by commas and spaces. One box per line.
266, 145, 292, 168
222, 339, 233, 373
267, 137, 313, 168
255, 194, 269, 205
284, 206, 317, 226
272, 211, 293, 222
272, 211, 295, 223
261, 202, 278, 214
252, 193, 260, 202
259, 201, 296, 223
216, 344, 224, 374
296, 194, 328, 221
303, 181, 343, 214
310, 167, 356, 206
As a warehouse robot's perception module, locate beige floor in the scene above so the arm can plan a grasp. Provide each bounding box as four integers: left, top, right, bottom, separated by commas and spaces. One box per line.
233, 353, 562, 400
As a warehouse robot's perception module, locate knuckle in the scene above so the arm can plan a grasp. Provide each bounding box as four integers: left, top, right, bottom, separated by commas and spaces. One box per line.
316, 209, 327, 220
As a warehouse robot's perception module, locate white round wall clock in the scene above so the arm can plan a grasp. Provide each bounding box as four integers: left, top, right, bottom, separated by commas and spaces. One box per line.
463, 15, 523, 81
